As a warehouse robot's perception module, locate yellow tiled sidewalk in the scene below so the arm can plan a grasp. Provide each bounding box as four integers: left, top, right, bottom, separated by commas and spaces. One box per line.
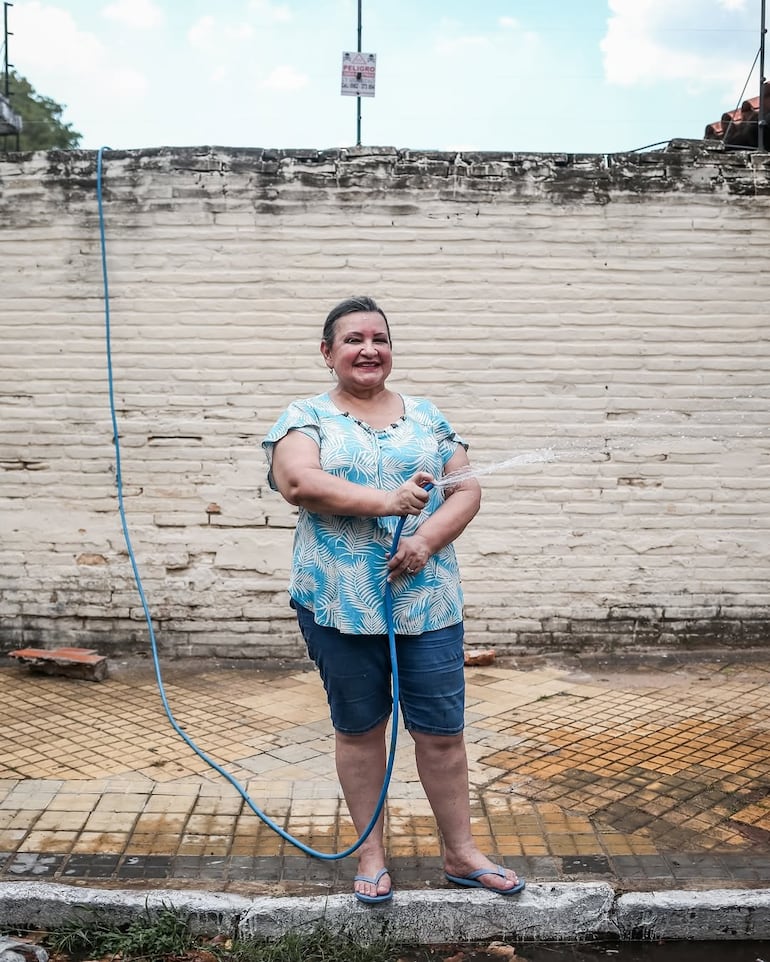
1, 654, 769, 895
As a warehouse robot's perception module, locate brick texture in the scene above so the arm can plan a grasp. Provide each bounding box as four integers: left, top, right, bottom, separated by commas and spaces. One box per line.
1, 143, 769, 659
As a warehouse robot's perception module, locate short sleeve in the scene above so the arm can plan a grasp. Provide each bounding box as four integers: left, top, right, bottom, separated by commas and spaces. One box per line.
431, 404, 469, 466
262, 401, 321, 491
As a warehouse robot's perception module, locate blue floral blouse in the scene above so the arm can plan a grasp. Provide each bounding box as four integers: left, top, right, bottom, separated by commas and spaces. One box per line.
262, 392, 468, 636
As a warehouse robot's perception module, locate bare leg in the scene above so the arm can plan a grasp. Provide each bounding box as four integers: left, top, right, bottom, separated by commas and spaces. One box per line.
335, 720, 392, 900
412, 730, 522, 892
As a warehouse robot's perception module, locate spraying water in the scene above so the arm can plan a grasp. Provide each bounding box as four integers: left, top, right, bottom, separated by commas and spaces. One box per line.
432, 441, 604, 489
431, 403, 769, 490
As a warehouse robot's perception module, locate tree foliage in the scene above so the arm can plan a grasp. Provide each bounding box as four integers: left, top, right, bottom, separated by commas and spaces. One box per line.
2, 70, 82, 150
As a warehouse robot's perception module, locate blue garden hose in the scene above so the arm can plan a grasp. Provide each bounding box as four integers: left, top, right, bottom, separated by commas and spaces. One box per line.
96, 146, 421, 860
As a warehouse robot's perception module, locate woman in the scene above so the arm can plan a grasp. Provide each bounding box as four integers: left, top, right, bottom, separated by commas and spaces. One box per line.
262, 296, 525, 904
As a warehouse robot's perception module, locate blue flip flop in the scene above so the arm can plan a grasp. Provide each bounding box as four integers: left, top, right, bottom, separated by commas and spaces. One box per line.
445, 865, 526, 895
354, 867, 393, 904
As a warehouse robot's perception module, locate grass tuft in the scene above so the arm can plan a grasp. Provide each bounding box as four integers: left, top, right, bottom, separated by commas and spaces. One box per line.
44, 914, 410, 962
227, 925, 403, 962
46, 903, 197, 960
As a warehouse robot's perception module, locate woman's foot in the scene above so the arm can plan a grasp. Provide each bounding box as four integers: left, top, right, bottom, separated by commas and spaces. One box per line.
444, 854, 523, 894
353, 851, 392, 903
354, 866, 392, 904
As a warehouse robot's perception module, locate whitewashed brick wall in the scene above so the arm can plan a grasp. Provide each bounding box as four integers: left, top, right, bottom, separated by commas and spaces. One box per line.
1, 143, 768, 660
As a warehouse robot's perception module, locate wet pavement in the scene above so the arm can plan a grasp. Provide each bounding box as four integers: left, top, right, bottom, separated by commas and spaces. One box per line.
1, 651, 769, 898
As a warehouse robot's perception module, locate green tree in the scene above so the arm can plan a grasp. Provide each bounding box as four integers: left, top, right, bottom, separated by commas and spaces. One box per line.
2, 70, 82, 149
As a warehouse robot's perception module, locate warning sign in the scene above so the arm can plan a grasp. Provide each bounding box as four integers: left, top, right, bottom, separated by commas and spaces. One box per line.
341, 51, 376, 98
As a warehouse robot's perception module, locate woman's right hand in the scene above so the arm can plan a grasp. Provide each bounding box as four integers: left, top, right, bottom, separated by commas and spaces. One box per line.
384, 471, 433, 517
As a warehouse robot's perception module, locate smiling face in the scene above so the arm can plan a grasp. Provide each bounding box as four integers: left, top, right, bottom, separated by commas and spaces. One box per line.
321, 310, 393, 396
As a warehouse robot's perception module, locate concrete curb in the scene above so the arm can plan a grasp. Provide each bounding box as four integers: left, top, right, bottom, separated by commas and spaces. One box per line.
1, 882, 770, 943
615, 889, 770, 940
238, 884, 618, 943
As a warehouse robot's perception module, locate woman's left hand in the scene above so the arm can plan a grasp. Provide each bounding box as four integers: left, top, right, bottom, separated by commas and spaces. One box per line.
387, 532, 431, 580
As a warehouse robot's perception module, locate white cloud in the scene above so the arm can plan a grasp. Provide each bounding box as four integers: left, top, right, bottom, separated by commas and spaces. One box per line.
105, 66, 149, 98
435, 34, 490, 56
601, 0, 758, 92
187, 9, 297, 90
13, 1, 103, 73
188, 15, 255, 53
209, 66, 229, 86
103, 0, 164, 30
187, 15, 215, 50
262, 64, 308, 91
247, 0, 293, 23
10, 0, 149, 140
430, 10, 541, 62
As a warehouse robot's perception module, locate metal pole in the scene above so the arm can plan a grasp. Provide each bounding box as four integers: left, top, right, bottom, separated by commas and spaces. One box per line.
2, 2, 14, 151
757, 0, 767, 150
356, 0, 362, 146
3, 2, 12, 98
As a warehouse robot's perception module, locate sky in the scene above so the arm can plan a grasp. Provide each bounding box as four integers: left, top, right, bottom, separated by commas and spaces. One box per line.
3, 0, 766, 154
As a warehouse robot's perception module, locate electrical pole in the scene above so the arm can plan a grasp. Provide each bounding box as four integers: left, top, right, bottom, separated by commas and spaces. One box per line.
2, 1, 22, 151
340, 0, 375, 146
3, 2, 11, 99
757, 0, 770, 150
356, 0, 362, 146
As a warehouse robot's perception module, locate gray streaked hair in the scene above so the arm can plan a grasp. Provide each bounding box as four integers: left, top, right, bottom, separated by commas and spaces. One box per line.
322, 296, 391, 347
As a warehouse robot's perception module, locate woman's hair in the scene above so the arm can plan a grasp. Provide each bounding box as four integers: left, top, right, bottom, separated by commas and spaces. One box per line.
322, 296, 391, 348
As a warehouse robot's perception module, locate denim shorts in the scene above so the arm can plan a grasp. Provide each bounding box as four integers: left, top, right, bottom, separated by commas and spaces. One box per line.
292, 602, 466, 736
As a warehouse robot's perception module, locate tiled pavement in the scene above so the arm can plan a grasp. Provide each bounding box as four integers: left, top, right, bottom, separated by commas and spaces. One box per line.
1, 653, 769, 898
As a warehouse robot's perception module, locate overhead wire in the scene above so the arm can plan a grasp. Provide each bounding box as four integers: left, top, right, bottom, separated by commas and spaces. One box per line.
723, 45, 762, 144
